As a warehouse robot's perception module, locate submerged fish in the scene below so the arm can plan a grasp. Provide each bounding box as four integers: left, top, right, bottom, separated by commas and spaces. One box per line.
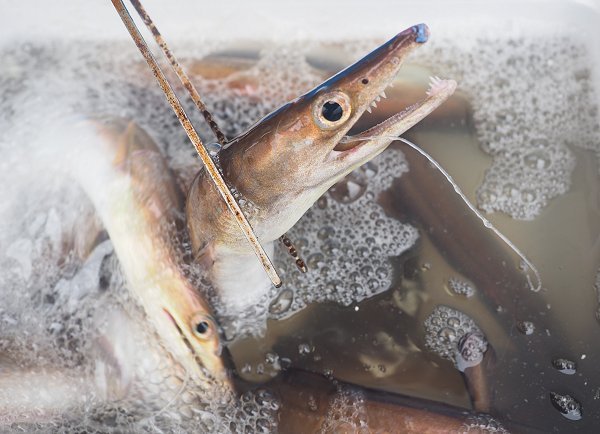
187, 24, 456, 310
51, 118, 229, 387
266, 369, 537, 433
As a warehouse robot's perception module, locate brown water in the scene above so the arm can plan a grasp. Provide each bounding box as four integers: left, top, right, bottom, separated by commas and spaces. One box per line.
1, 33, 600, 433
223, 43, 600, 432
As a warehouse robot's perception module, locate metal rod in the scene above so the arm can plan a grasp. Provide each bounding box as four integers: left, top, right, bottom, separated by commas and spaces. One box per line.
129, 0, 228, 146
130, 0, 304, 280
111, 0, 282, 287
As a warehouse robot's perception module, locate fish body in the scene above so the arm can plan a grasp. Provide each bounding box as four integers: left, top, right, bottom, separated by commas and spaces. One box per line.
187, 25, 456, 308
51, 118, 229, 389
266, 370, 527, 434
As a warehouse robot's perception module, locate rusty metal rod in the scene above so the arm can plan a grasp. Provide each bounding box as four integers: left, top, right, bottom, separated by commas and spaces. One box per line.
111, 0, 282, 288
129, 0, 302, 275
128, 0, 228, 146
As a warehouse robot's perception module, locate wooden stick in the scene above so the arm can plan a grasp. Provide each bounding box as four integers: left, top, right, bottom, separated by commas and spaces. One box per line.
111, 0, 282, 287
128, 0, 228, 146
129, 0, 312, 279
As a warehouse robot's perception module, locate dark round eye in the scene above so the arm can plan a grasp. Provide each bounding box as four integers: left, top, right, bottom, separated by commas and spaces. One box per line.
322, 101, 343, 122
195, 320, 210, 334
361, 78, 369, 85
190, 313, 216, 341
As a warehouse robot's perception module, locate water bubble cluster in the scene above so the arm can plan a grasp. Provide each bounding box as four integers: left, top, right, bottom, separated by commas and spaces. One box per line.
549, 391, 583, 421
2, 242, 280, 433
270, 150, 417, 318
463, 414, 508, 433
406, 37, 599, 220
424, 306, 488, 371
447, 277, 476, 298
470, 40, 598, 219
214, 149, 417, 338
319, 386, 369, 434
552, 358, 577, 375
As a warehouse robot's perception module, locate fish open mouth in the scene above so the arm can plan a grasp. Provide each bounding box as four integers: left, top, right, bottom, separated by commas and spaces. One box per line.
333, 75, 457, 155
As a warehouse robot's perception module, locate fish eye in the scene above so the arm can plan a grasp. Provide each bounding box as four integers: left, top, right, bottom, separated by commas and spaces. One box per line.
313, 91, 352, 130
322, 101, 343, 122
190, 313, 215, 340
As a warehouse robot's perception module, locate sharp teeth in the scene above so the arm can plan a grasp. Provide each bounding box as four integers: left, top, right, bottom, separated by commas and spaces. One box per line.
366, 106, 372, 113
371, 101, 378, 109
426, 76, 449, 97
375, 96, 381, 102
380, 91, 387, 99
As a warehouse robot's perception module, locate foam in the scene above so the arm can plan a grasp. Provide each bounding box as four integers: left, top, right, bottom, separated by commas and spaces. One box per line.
447, 277, 476, 298
319, 385, 368, 433
0, 39, 317, 431
340, 33, 599, 220
209, 149, 418, 339
422, 36, 598, 220
423, 306, 488, 371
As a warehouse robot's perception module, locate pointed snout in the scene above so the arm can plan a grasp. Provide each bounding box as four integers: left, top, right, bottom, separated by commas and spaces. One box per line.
323, 24, 429, 93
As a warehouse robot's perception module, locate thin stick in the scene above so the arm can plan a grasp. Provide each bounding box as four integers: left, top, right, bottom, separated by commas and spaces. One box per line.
111, 0, 282, 287
129, 0, 228, 146
129, 0, 305, 278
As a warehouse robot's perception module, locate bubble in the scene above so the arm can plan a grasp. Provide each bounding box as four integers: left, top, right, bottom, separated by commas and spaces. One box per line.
549, 392, 583, 421
330, 179, 367, 204
517, 320, 535, 335
298, 343, 312, 355
306, 252, 324, 268
268, 289, 293, 314
552, 358, 577, 375
523, 150, 551, 170
438, 327, 457, 343
456, 331, 488, 372
317, 226, 335, 240
447, 277, 476, 298
205, 142, 222, 156
424, 306, 487, 369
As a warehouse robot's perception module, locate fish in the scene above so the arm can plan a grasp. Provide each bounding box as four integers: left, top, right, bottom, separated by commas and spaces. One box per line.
264, 369, 540, 433
50, 117, 230, 389
186, 24, 456, 310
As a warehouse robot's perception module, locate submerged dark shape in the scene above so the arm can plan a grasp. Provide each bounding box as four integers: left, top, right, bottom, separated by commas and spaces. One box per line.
262, 370, 540, 433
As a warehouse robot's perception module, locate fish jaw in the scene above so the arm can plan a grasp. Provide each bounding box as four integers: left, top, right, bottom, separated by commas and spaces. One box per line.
326, 76, 458, 182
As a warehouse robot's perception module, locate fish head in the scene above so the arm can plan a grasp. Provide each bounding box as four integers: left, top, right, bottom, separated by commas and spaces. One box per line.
188, 24, 456, 254
92, 119, 232, 388
158, 276, 231, 387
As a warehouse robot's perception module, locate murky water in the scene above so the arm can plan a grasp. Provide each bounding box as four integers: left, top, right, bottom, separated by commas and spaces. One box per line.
225, 38, 600, 432
1, 27, 600, 433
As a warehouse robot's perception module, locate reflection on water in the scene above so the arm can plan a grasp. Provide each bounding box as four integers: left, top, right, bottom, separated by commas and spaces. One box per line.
1, 30, 600, 432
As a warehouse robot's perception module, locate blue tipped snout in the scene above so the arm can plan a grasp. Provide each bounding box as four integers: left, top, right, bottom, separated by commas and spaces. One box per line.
414, 23, 429, 43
